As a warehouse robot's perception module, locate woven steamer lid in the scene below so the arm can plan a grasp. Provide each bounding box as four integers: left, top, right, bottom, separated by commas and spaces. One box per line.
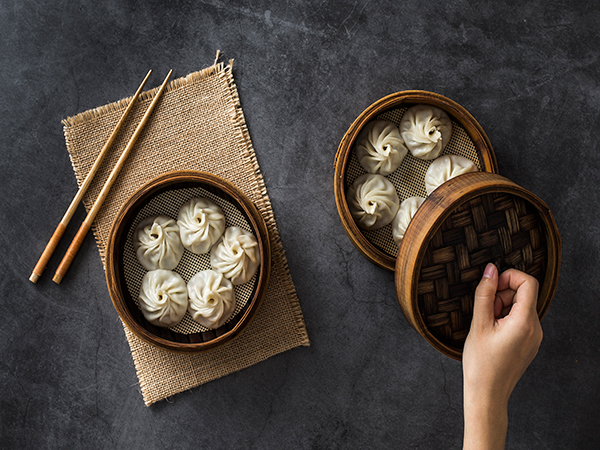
395, 172, 561, 360
105, 170, 271, 354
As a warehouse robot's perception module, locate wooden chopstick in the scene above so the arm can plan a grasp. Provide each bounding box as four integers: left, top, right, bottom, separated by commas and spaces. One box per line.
52, 69, 173, 284
29, 70, 153, 283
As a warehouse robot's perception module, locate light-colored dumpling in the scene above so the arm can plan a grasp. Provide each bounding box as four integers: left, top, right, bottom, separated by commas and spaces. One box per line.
177, 197, 225, 254
187, 270, 235, 329
424, 155, 478, 195
133, 215, 184, 270
347, 174, 399, 230
355, 120, 408, 175
138, 269, 188, 327
392, 196, 425, 246
400, 105, 452, 160
210, 227, 260, 285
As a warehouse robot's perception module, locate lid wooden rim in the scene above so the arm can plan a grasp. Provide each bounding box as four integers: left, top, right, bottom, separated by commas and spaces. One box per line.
334, 90, 499, 271
394, 172, 562, 360
105, 170, 272, 354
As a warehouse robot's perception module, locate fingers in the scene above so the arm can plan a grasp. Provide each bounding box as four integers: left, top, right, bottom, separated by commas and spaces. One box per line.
472, 263, 499, 328
495, 289, 516, 310
494, 295, 503, 318
494, 294, 513, 318
497, 269, 539, 313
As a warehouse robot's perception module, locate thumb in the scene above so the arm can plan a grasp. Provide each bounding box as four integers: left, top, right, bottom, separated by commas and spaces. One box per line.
472, 263, 499, 328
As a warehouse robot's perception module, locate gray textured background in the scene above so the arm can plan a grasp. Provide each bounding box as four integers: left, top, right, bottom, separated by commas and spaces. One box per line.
2, 1, 599, 448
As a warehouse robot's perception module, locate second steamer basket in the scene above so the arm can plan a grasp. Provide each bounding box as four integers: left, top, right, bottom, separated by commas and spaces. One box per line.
334, 91, 560, 359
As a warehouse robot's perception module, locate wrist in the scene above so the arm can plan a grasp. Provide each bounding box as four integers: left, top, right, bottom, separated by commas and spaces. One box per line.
463, 391, 508, 450
464, 382, 510, 412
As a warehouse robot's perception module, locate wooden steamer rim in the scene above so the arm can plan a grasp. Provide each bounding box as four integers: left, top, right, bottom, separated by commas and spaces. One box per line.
105, 170, 272, 354
394, 172, 561, 360
334, 90, 499, 271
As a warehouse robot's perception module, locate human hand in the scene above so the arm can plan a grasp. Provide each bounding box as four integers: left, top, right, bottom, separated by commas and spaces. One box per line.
462, 263, 543, 450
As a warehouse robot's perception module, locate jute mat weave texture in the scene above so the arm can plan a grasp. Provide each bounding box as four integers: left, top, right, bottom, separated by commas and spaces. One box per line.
62, 62, 310, 406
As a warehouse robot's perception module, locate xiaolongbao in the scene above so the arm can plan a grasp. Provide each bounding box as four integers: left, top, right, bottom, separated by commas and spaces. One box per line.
210, 227, 260, 285
177, 197, 225, 254
392, 196, 425, 246
133, 215, 184, 270
355, 120, 408, 175
138, 269, 188, 327
187, 270, 235, 329
347, 174, 400, 230
400, 105, 452, 160
424, 155, 478, 195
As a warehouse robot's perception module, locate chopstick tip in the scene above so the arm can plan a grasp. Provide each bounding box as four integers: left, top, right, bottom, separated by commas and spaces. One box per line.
52, 273, 63, 284
29, 273, 40, 283
158, 70, 173, 86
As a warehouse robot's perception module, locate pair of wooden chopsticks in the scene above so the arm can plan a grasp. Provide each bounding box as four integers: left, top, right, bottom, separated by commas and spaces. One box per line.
30, 69, 173, 284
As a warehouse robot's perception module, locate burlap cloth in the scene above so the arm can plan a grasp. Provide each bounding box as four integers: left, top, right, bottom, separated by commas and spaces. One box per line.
63, 61, 310, 406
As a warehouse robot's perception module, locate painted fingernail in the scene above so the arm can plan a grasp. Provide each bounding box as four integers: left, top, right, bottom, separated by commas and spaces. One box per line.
483, 263, 496, 279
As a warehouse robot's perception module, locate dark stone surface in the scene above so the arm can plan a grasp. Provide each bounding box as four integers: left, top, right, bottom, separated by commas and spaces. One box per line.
1, 1, 599, 448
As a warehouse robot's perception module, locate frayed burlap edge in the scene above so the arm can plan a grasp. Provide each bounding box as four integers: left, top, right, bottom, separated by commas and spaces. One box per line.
62, 63, 223, 128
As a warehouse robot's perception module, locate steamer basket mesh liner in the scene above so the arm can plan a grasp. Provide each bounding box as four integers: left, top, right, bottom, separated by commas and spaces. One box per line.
124, 186, 257, 334
345, 107, 482, 257
417, 192, 547, 350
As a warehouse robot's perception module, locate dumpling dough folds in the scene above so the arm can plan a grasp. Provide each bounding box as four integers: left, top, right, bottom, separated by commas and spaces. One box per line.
177, 197, 226, 254
134, 215, 184, 270
210, 226, 260, 285
400, 105, 452, 160
138, 269, 188, 327
187, 270, 235, 329
355, 120, 408, 175
425, 155, 478, 195
392, 196, 425, 246
347, 174, 399, 230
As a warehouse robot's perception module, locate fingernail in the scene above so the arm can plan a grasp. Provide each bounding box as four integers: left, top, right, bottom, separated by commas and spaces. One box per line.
483, 263, 496, 279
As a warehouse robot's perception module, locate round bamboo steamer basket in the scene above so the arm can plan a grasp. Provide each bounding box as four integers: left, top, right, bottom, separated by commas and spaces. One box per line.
395, 172, 561, 360
105, 170, 271, 354
334, 90, 499, 271
334, 91, 561, 359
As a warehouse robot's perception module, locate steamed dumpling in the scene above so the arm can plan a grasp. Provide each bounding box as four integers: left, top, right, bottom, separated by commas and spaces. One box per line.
210, 226, 260, 285
424, 155, 478, 195
138, 269, 188, 327
133, 215, 184, 270
392, 196, 425, 246
187, 270, 235, 329
177, 197, 225, 254
400, 105, 452, 160
347, 174, 400, 230
355, 120, 408, 175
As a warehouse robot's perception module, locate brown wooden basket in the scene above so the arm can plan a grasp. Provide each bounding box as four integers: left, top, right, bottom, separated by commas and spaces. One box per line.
395, 172, 561, 360
334, 90, 499, 271
105, 170, 271, 354
334, 91, 561, 359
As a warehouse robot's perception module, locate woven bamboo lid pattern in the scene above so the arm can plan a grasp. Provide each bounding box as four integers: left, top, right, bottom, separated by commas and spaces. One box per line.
395, 172, 561, 360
